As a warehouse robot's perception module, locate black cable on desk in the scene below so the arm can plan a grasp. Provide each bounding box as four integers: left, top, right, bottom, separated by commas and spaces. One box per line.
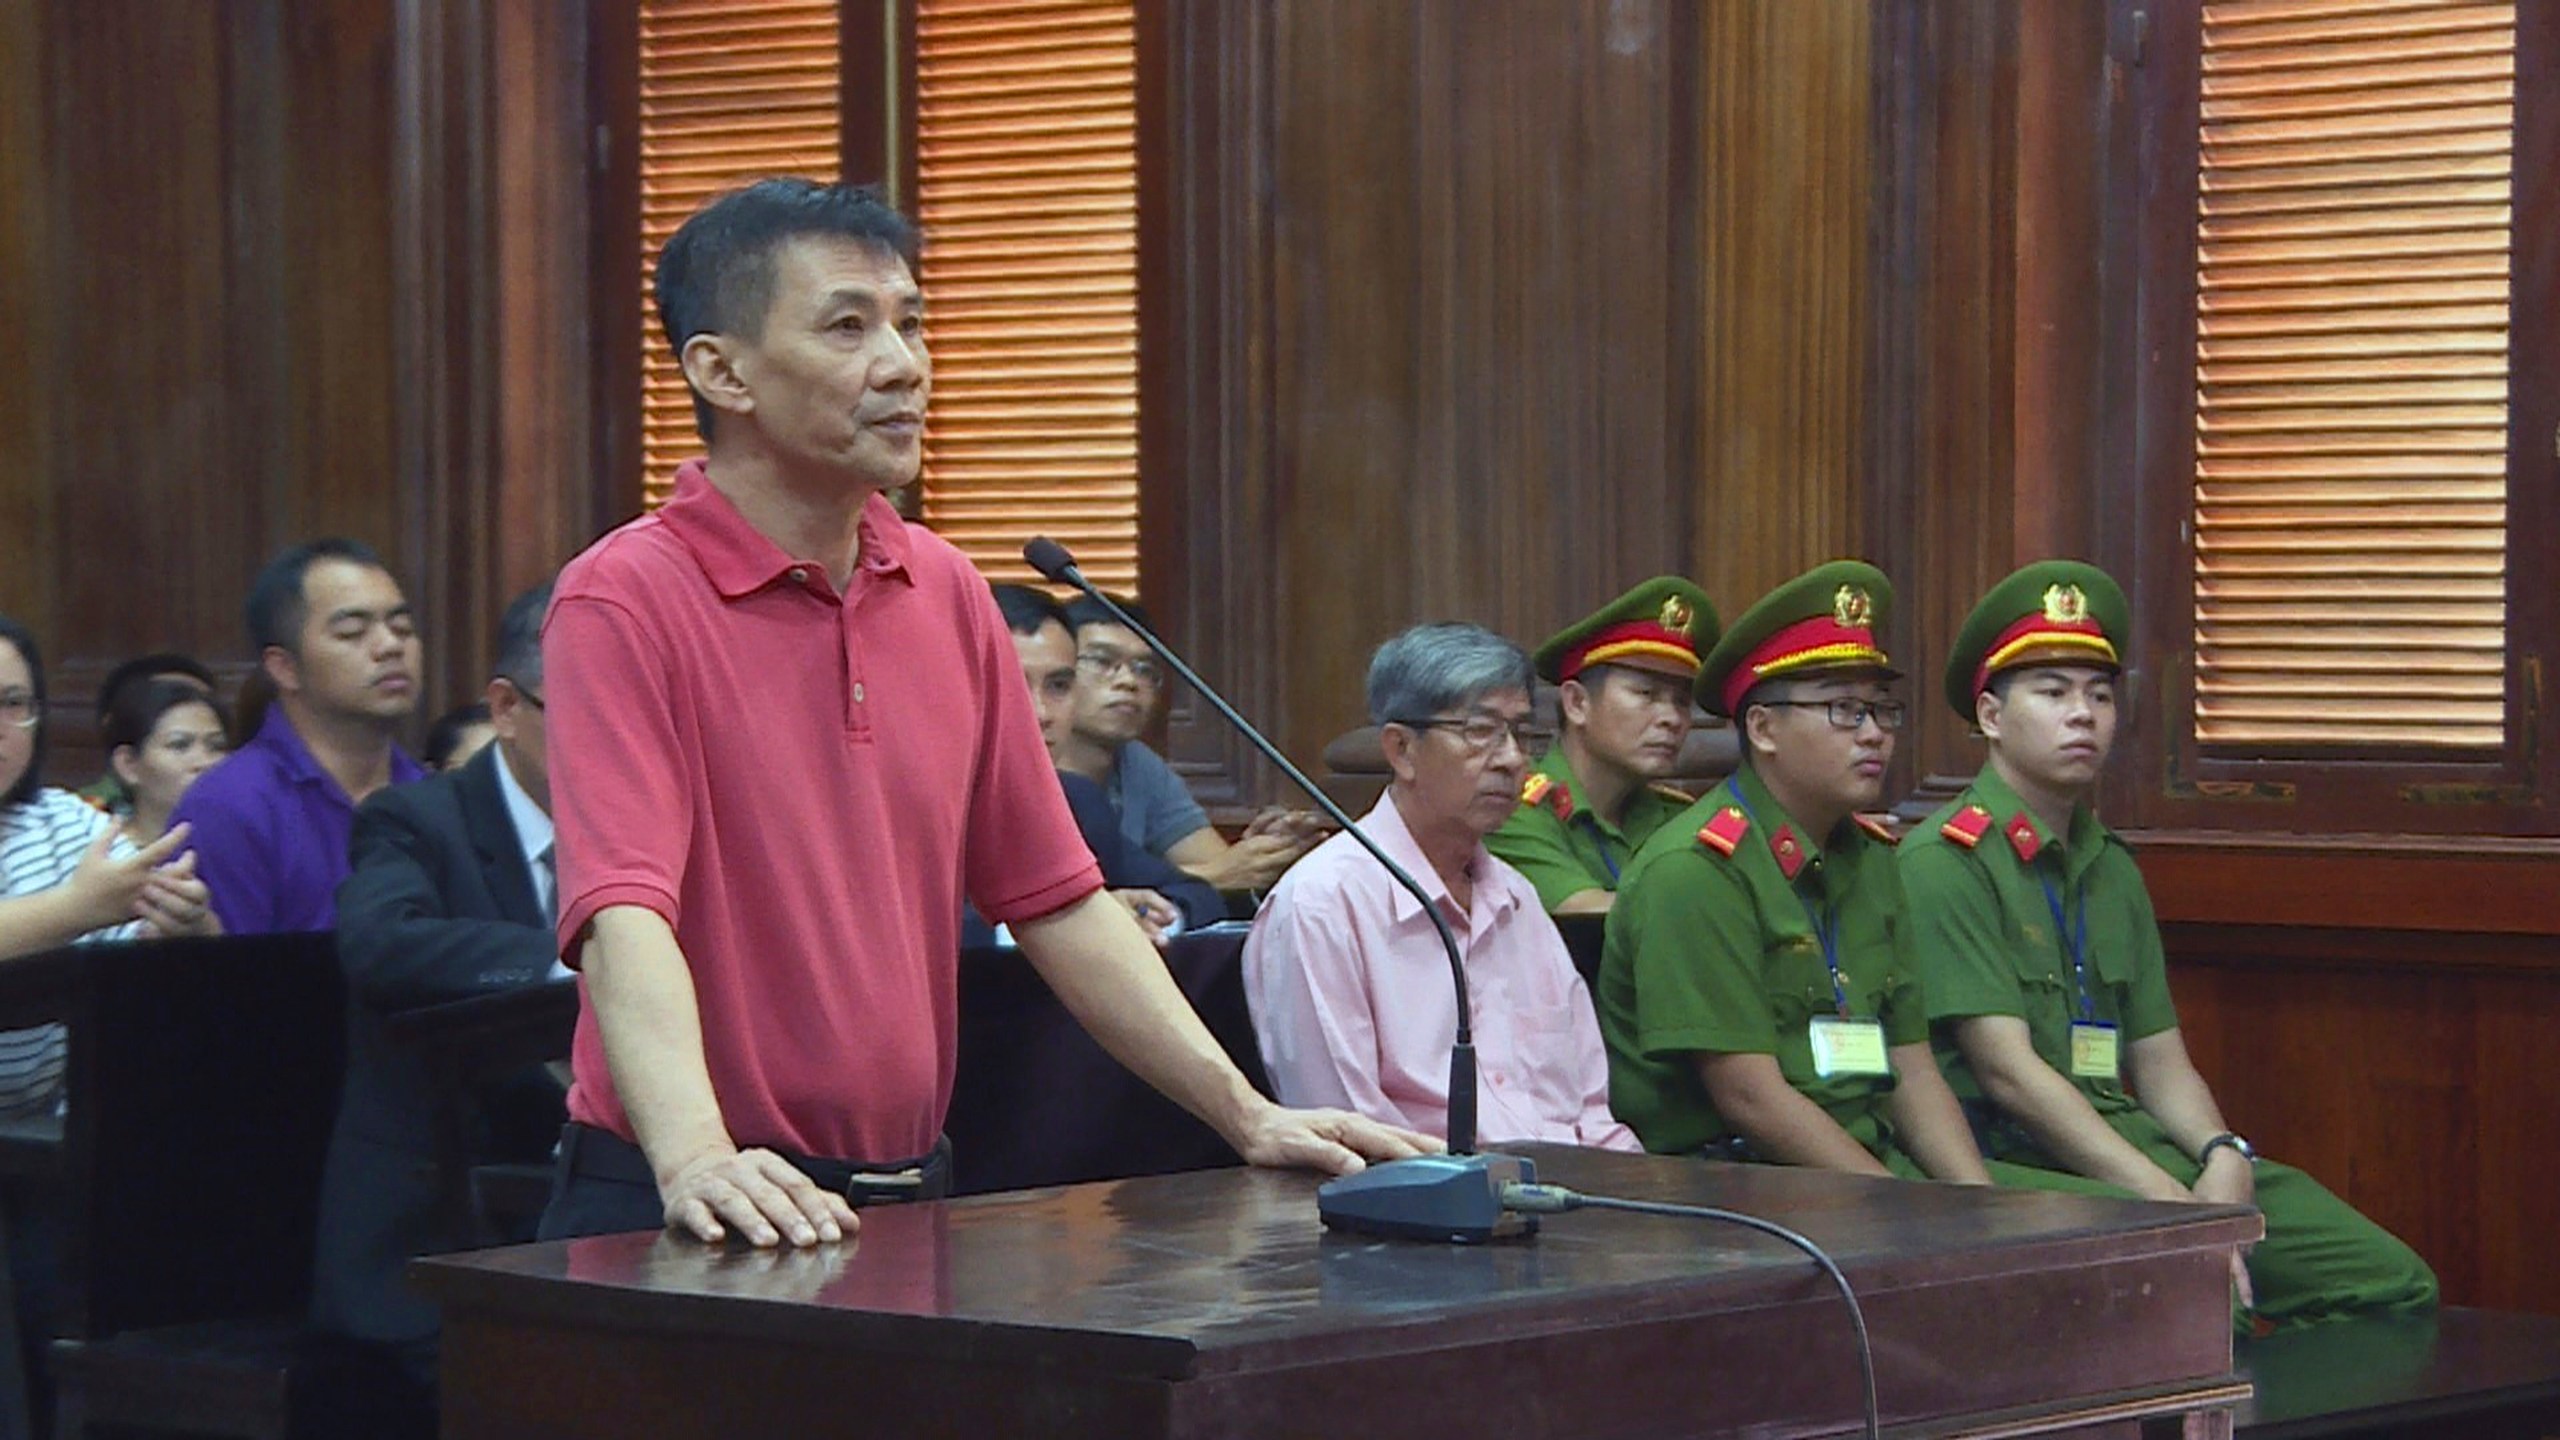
1501, 1182, 1880, 1440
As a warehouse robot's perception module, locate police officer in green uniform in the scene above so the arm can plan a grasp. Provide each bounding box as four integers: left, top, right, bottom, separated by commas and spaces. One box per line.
1597, 562, 2003, 1183
1489, 578, 1718, 914
1901, 559, 2438, 1327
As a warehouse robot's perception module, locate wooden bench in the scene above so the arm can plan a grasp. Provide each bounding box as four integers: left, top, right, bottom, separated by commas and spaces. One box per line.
2235, 1305, 2560, 1439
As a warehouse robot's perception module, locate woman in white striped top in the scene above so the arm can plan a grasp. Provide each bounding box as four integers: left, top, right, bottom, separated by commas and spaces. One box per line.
0, 616, 220, 1118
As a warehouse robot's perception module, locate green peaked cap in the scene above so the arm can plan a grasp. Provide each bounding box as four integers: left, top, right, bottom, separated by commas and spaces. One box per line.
1532, 576, 1722, 685
1697, 560, 1897, 719
1943, 559, 2132, 720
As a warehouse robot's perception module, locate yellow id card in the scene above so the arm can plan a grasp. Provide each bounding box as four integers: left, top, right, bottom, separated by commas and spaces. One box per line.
2069, 1021, 2120, 1080
1809, 1016, 1892, 1077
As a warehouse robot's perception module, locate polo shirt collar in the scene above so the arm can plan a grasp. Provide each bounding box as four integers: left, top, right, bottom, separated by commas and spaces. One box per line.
251, 705, 424, 802
1365, 791, 1517, 931
252, 706, 333, 792
659, 459, 916, 600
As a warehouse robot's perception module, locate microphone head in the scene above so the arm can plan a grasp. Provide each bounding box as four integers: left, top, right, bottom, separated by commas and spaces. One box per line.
1022, 536, 1082, 587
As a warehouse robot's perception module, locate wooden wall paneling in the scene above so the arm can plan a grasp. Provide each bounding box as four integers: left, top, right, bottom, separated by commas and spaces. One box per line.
1265, 0, 1425, 772
393, 0, 498, 713
1868, 0, 2019, 813
587, 0, 642, 548
1439, 0, 1689, 642
1695, 0, 1869, 613
398, 0, 609, 702
2165, 931, 2560, 1315
492, 0, 601, 602
0, 0, 53, 632
286, 0, 405, 555
34, 0, 258, 762
1143, 0, 1275, 811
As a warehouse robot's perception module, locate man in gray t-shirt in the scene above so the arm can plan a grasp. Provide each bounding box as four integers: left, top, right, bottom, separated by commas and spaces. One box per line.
1055, 595, 1323, 893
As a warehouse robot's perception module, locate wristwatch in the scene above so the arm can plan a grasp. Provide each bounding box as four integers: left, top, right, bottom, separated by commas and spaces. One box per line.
2196, 1132, 2257, 1168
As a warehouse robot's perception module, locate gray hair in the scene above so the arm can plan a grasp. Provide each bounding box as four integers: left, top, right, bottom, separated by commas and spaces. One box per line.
494, 580, 555, 690
1366, 623, 1534, 726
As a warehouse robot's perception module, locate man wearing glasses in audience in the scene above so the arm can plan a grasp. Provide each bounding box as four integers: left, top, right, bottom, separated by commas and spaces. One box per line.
1245, 623, 1636, 1151
1053, 593, 1323, 894
1597, 563, 1998, 1184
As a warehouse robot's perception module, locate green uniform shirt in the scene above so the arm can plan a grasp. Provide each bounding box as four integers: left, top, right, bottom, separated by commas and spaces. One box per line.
1486, 745, 1686, 911
1898, 767, 2179, 1117
1597, 764, 1927, 1156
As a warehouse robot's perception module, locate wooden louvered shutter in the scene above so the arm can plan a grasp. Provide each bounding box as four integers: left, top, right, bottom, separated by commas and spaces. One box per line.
913, 0, 1142, 595
2190, 0, 2516, 750
637, 1, 843, 509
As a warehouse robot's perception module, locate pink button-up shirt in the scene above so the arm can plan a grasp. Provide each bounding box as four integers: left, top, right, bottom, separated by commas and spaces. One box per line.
1244, 794, 1637, 1151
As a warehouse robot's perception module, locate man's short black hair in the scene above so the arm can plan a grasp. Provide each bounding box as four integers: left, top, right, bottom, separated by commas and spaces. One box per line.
990, 583, 1068, 639
1063, 593, 1152, 639
654, 177, 922, 439
94, 652, 216, 723
245, 538, 392, 655
0, 613, 48, 807
493, 581, 554, 690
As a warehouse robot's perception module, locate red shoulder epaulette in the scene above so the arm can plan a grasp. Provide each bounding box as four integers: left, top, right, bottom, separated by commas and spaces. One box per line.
1696, 805, 1750, 858
1855, 814, 1898, 846
1939, 804, 1994, 849
1520, 774, 1553, 808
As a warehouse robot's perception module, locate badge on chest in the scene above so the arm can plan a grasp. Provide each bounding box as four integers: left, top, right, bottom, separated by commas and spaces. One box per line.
2069, 1020, 2120, 1080
1810, 1016, 1892, 1078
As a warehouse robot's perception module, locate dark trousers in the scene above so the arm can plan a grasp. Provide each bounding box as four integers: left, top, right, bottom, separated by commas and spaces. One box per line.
536, 1123, 952, 1241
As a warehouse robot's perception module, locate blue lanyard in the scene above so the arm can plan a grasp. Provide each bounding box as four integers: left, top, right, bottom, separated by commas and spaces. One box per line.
1575, 813, 1623, 883
1724, 779, 1851, 1017
2038, 870, 2095, 1021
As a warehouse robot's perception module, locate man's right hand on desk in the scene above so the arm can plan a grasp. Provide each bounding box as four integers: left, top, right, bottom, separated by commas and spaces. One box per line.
659, 1143, 857, 1249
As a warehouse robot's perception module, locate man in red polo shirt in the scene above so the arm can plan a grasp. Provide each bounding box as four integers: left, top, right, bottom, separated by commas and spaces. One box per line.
538, 179, 1432, 1247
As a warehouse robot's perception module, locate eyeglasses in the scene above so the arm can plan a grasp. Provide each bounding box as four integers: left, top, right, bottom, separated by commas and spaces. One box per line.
0, 691, 36, 732
503, 676, 545, 711
1391, 715, 1554, 756
1757, 697, 1908, 732
1076, 651, 1164, 690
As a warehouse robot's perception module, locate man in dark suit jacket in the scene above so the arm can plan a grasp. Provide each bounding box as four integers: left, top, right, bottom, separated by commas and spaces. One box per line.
311, 584, 564, 1410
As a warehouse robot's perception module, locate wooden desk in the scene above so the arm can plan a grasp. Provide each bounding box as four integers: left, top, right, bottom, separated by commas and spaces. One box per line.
419, 1144, 2257, 1439
2235, 1306, 2560, 1438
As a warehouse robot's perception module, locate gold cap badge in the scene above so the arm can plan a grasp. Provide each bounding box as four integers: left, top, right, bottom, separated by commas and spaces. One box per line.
2042, 583, 2089, 624
1833, 585, 1874, 629
1660, 595, 1695, 634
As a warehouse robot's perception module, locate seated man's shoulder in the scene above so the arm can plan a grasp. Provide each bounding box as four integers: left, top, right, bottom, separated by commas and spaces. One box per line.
1253, 829, 1359, 911
1619, 794, 1746, 885
353, 761, 467, 830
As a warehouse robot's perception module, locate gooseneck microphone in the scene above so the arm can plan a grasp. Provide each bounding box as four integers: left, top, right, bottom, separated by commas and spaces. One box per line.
1024, 537, 1533, 1241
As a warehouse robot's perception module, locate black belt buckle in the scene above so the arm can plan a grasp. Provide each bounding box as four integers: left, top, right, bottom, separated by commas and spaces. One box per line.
841, 1167, 928, 1207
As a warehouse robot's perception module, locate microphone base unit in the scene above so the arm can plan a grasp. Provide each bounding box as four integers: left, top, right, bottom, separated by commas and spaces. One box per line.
1316, 1151, 1540, 1244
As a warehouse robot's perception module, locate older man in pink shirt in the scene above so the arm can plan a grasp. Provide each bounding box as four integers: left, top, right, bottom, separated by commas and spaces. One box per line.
1246, 623, 1638, 1151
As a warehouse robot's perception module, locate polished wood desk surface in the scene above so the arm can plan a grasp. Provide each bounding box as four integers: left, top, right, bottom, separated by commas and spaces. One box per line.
2235, 1306, 2560, 1437
423, 1144, 2257, 1437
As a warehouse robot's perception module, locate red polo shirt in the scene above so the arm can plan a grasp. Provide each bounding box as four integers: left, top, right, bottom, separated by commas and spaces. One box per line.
546, 461, 1102, 1161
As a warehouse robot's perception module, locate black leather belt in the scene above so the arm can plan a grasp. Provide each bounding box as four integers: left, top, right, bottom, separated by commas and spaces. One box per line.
560, 1122, 952, 1206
